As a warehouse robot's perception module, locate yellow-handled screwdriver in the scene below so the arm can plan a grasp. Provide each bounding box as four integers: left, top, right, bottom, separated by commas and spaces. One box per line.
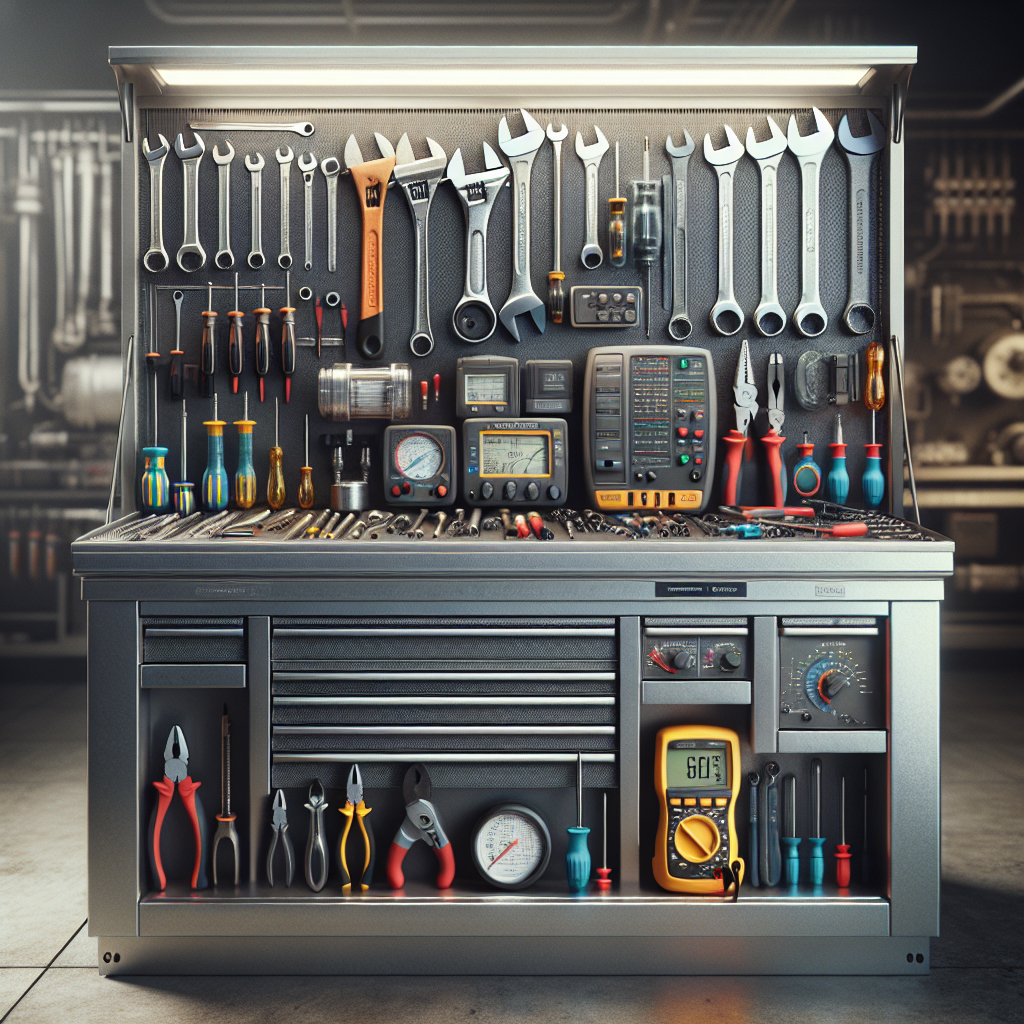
608, 141, 627, 267
234, 392, 257, 509
267, 397, 286, 510
862, 341, 886, 508
298, 414, 314, 509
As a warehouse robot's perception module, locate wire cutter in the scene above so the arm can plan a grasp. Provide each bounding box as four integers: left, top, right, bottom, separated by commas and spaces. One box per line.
721, 339, 758, 506
386, 763, 455, 889
338, 764, 376, 893
764, 352, 787, 507
147, 725, 208, 891
304, 779, 329, 892
266, 789, 296, 887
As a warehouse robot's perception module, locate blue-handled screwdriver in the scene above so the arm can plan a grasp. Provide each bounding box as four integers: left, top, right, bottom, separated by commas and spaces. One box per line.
809, 758, 826, 887
566, 752, 591, 894
781, 773, 800, 886
828, 414, 850, 505
793, 432, 822, 497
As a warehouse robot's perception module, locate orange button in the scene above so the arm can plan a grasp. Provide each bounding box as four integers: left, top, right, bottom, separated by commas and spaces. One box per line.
436, 484, 448, 497
715, 798, 728, 807
699, 798, 712, 807
684, 798, 697, 807
669, 798, 681, 806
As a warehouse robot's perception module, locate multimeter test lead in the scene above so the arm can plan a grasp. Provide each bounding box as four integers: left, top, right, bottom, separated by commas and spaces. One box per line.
809, 758, 826, 887
781, 773, 801, 886
566, 752, 591, 894
835, 775, 852, 887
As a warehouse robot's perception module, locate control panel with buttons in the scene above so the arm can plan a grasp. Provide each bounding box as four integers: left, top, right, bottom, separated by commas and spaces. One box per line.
643, 621, 749, 680
569, 285, 643, 327
462, 418, 568, 508
383, 425, 457, 506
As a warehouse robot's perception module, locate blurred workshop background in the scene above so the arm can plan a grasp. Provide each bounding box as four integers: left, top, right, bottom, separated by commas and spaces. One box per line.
0, 0, 1019, 666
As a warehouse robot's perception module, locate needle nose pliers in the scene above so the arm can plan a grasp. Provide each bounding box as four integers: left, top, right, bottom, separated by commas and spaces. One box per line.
721, 339, 758, 506
266, 789, 295, 887
387, 763, 455, 889
148, 725, 208, 890
337, 764, 376, 893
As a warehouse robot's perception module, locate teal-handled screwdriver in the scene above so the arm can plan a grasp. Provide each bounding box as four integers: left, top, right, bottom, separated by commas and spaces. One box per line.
172, 400, 195, 515
793, 432, 822, 497
781, 773, 800, 886
566, 752, 591, 894
808, 758, 826, 887
202, 393, 229, 511
827, 414, 849, 505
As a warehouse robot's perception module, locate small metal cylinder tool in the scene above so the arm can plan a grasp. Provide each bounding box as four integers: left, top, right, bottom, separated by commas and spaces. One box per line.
318, 363, 412, 421
234, 393, 257, 509
267, 398, 286, 510
298, 414, 314, 509
203, 393, 229, 511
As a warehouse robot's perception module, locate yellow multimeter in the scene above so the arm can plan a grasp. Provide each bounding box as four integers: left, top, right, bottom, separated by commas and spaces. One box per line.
653, 725, 745, 894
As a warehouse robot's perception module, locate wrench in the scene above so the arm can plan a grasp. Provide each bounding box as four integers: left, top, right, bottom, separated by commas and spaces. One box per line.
298, 152, 317, 271
393, 133, 447, 356
321, 156, 340, 273
745, 116, 788, 337
189, 120, 315, 138
497, 108, 546, 341
447, 142, 510, 344
174, 132, 206, 273
142, 133, 170, 273
787, 107, 834, 338
213, 140, 235, 270
704, 125, 746, 336
245, 152, 266, 270
665, 130, 695, 340
276, 146, 293, 269
575, 125, 609, 270
837, 110, 885, 335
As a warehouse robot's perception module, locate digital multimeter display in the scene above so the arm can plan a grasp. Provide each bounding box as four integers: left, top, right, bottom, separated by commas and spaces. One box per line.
465, 374, 509, 404
480, 432, 551, 477
666, 747, 728, 789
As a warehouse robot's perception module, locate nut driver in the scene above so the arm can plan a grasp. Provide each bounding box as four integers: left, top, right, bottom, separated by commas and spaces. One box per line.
745, 117, 788, 337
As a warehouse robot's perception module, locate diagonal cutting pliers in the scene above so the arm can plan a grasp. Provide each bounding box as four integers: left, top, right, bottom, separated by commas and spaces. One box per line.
266, 789, 296, 887
386, 763, 455, 889
763, 352, 788, 507
720, 339, 759, 506
338, 764, 376, 893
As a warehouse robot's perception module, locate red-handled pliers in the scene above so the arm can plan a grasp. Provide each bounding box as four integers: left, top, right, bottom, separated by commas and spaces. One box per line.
763, 352, 787, 507
148, 725, 208, 890
386, 764, 455, 889
721, 339, 758, 506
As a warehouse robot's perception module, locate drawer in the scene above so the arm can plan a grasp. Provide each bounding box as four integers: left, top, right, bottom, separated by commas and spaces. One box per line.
140, 664, 247, 689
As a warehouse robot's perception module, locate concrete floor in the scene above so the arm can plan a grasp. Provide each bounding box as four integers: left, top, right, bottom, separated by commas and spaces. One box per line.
0, 657, 1021, 1023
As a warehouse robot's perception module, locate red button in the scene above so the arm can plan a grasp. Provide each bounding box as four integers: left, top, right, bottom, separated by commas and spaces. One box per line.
402, 482, 412, 494
436, 485, 448, 497
694, 430, 704, 439
391, 485, 401, 497
695, 457, 703, 465
677, 427, 688, 438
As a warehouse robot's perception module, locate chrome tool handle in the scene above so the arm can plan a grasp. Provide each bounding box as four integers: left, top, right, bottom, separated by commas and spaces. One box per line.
508, 150, 537, 291
215, 161, 234, 270
278, 160, 292, 269
143, 155, 168, 273
668, 156, 692, 340
843, 150, 878, 334
793, 154, 827, 337
709, 163, 743, 336
177, 154, 206, 272
753, 154, 786, 337
581, 158, 603, 269
326, 174, 338, 273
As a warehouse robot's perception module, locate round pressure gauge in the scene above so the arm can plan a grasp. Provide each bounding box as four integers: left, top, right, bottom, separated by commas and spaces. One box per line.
394, 432, 445, 481
470, 803, 552, 891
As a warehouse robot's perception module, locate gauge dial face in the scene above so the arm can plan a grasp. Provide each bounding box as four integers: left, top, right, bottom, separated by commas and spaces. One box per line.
472, 806, 551, 890
395, 433, 444, 480
784, 644, 870, 719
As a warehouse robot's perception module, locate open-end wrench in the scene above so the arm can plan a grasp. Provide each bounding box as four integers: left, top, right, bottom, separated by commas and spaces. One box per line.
298, 152, 317, 271
190, 120, 315, 138
321, 156, 340, 273
745, 116, 788, 337
394, 133, 447, 357
174, 132, 206, 272
498, 108, 546, 341
447, 142, 510, 344
665, 130, 695, 340
837, 110, 885, 335
213, 140, 235, 270
704, 125, 746, 336
245, 152, 266, 270
787, 107, 835, 338
575, 125, 609, 270
142, 134, 170, 273
276, 146, 293, 269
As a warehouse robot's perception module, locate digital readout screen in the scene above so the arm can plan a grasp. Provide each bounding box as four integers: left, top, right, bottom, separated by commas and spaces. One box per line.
666, 746, 728, 789
464, 374, 508, 404
480, 432, 551, 477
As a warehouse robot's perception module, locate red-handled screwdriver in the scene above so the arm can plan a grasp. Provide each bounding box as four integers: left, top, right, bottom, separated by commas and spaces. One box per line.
596, 792, 612, 890
756, 518, 868, 537
227, 272, 243, 393
315, 295, 323, 360
836, 775, 851, 887
279, 270, 296, 402
721, 339, 758, 506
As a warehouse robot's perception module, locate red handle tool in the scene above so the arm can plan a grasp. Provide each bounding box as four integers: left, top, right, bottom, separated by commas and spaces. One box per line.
386, 837, 456, 890
720, 430, 748, 506
387, 763, 455, 889
763, 430, 786, 508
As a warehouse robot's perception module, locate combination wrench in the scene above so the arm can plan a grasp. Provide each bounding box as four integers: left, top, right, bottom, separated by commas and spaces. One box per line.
298, 152, 317, 271
787, 107, 834, 338
321, 156, 340, 273
189, 119, 314, 138
704, 124, 746, 336
142, 133, 170, 273
745, 116, 788, 337
447, 142, 510, 344
174, 132, 206, 272
213, 140, 235, 270
837, 110, 885, 335
393, 133, 447, 356
276, 146, 293, 270
575, 125, 609, 270
245, 152, 266, 270
665, 130, 695, 340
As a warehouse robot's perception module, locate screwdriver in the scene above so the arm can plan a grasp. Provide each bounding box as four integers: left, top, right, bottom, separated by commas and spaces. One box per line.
172, 400, 195, 516
280, 270, 296, 403
566, 752, 591, 894
254, 283, 271, 403
793, 432, 822, 497
548, 129, 565, 324
201, 281, 217, 398
202, 393, 229, 511
234, 392, 257, 509
267, 397, 286, 510
862, 341, 886, 508
746, 516, 868, 538
781, 773, 800, 886
608, 141, 627, 268
227, 272, 244, 394
141, 342, 170, 512
828, 414, 850, 505
596, 792, 612, 890
835, 775, 851, 888
631, 136, 662, 338
298, 414, 314, 509
315, 295, 323, 359
169, 289, 184, 399
809, 758, 826, 887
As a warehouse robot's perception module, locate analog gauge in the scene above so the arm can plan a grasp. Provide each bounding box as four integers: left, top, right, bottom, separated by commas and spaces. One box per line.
800, 647, 865, 715
471, 803, 552, 891
395, 432, 444, 481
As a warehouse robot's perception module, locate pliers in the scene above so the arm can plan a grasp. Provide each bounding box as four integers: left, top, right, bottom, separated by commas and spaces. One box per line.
304, 779, 329, 892
386, 763, 455, 889
338, 764, 376, 893
721, 339, 758, 506
266, 789, 295, 887
147, 725, 208, 891
764, 352, 788, 507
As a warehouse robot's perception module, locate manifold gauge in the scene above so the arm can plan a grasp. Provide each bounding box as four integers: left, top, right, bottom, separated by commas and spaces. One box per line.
395, 432, 444, 480
383, 425, 456, 506
470, 803, 552, 891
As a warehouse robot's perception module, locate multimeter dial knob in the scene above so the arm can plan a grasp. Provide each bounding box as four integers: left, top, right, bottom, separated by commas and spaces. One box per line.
673, 815, 721, 863
673, 650, 697, 670
719, 650, 742, 672
820, 670, 851, 701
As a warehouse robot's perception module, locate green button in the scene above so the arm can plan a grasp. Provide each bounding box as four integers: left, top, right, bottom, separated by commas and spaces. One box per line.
679, 454, 691, 465
679, 359, 689, 369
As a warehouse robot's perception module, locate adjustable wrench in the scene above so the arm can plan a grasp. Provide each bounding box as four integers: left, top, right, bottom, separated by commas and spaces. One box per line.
665, 130, 695, 340
837, 110, 885, 335
321, 156, 340, 273
447, 142, 510, 344
213, 140, 235, 270
745, 116, 788, 337
245, 152, 266, 270
394, 133, 447, 357
276, 146, 293, 270
174, 132, 206, 272
787, 107, 834, 338
704, 125, 746, 336
575, 125, 609, 270
497, 109, 546, 341
142, 134, 170, 273
298, 152, 317, 271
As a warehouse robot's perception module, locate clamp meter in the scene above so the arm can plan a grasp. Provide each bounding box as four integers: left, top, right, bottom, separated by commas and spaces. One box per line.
653, 725, 744, 893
